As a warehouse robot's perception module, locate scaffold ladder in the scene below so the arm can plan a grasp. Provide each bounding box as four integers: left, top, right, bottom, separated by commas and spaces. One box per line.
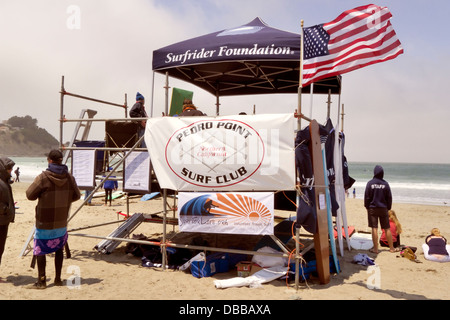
62, 109, 97, 164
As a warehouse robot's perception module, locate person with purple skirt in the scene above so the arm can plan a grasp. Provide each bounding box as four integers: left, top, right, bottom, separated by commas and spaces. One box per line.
26, 150, 80, 289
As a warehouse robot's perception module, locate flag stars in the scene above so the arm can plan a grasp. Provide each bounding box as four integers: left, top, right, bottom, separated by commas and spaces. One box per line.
303, 24, 330, 59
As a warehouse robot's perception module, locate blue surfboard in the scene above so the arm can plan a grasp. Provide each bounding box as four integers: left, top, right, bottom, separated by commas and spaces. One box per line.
322, 147, 340, 274
140, 192, 160, 201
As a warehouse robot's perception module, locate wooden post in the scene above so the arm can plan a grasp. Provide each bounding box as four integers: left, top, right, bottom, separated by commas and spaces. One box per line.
309, 120, 330, 284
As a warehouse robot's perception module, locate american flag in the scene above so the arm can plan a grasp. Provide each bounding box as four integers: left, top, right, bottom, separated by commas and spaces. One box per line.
302, 4, 404, 87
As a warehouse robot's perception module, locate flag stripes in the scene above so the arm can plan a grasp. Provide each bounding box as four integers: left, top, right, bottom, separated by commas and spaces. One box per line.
302, 4, 403, 86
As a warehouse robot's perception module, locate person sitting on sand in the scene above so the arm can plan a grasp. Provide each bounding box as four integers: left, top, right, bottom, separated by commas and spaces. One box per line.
379, 210, 402, 248
423, 228, 450, 262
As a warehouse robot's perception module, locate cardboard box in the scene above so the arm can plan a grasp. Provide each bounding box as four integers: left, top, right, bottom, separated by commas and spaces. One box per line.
236, 261, 252, 277
249, 264, 263, 275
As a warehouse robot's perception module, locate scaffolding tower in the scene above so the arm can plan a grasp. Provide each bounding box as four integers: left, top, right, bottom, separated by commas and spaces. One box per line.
20, 75, 334, 291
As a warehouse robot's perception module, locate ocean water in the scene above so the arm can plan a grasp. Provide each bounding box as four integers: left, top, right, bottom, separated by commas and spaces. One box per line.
8, 157, 72, 183
348, 162, 450, 207
7, 157, 450, 206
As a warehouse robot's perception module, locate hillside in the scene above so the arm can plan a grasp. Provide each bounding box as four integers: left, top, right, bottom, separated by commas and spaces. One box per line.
0, 116, 59, 157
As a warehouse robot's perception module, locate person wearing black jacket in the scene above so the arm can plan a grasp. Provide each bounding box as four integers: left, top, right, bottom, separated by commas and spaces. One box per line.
129, 92, 148, 148
364, 165, 396, 253
0, 157, 15, 280
179, 99, 205, 116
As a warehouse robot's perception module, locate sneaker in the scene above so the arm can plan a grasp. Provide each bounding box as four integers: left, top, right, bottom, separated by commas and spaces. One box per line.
54, 278, 64, 286
27, 276, 46, 289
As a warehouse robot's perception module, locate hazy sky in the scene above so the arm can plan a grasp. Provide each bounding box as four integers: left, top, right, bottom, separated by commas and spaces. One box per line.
1, 1, 449, 164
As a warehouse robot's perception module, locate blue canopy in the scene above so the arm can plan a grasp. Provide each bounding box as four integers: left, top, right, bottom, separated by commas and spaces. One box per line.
152, 18, 340, 97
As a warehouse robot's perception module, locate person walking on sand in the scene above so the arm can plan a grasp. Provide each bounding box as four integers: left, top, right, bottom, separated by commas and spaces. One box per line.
364, 165, 396, 254
26, 149, 81, 289
0, 157, 16, 282
102, 167, 118, 206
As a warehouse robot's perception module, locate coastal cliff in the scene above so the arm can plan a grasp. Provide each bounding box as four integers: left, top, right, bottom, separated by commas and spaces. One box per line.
0, 116, 59, 156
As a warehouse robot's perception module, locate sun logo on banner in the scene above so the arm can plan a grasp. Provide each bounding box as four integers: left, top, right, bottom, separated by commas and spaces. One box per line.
178, 192, 274, 235
180, 193, 271, 225
211, 193, 272, 224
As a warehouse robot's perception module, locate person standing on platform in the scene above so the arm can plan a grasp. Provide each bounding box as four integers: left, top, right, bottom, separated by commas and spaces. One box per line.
26, 150, 81, 289
179, 99, 205, 116
364, 165, 396, 254
129, 92, 148, 148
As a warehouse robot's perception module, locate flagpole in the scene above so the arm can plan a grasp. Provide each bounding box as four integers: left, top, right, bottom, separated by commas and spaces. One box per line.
339, 78, 344, 132
297, 19, 304, 131
309, 83, 314, 119
295, 19, 304, 291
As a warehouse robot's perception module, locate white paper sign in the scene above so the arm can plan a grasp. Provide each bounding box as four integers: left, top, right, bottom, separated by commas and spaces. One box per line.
319, 193, 326, 210
178, 192, 274, 235
72, 149, 96, 189
124, 151, 151, 193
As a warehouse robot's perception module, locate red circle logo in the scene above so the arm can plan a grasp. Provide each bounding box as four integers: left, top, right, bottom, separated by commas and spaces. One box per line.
165, 119, 265, 189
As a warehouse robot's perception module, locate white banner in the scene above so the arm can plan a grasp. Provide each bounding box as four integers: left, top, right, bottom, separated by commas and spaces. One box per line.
145, 113, 295, 191
178, 192, 274, 235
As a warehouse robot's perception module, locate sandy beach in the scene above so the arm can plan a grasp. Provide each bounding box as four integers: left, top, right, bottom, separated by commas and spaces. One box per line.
0, 181, 449, 301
